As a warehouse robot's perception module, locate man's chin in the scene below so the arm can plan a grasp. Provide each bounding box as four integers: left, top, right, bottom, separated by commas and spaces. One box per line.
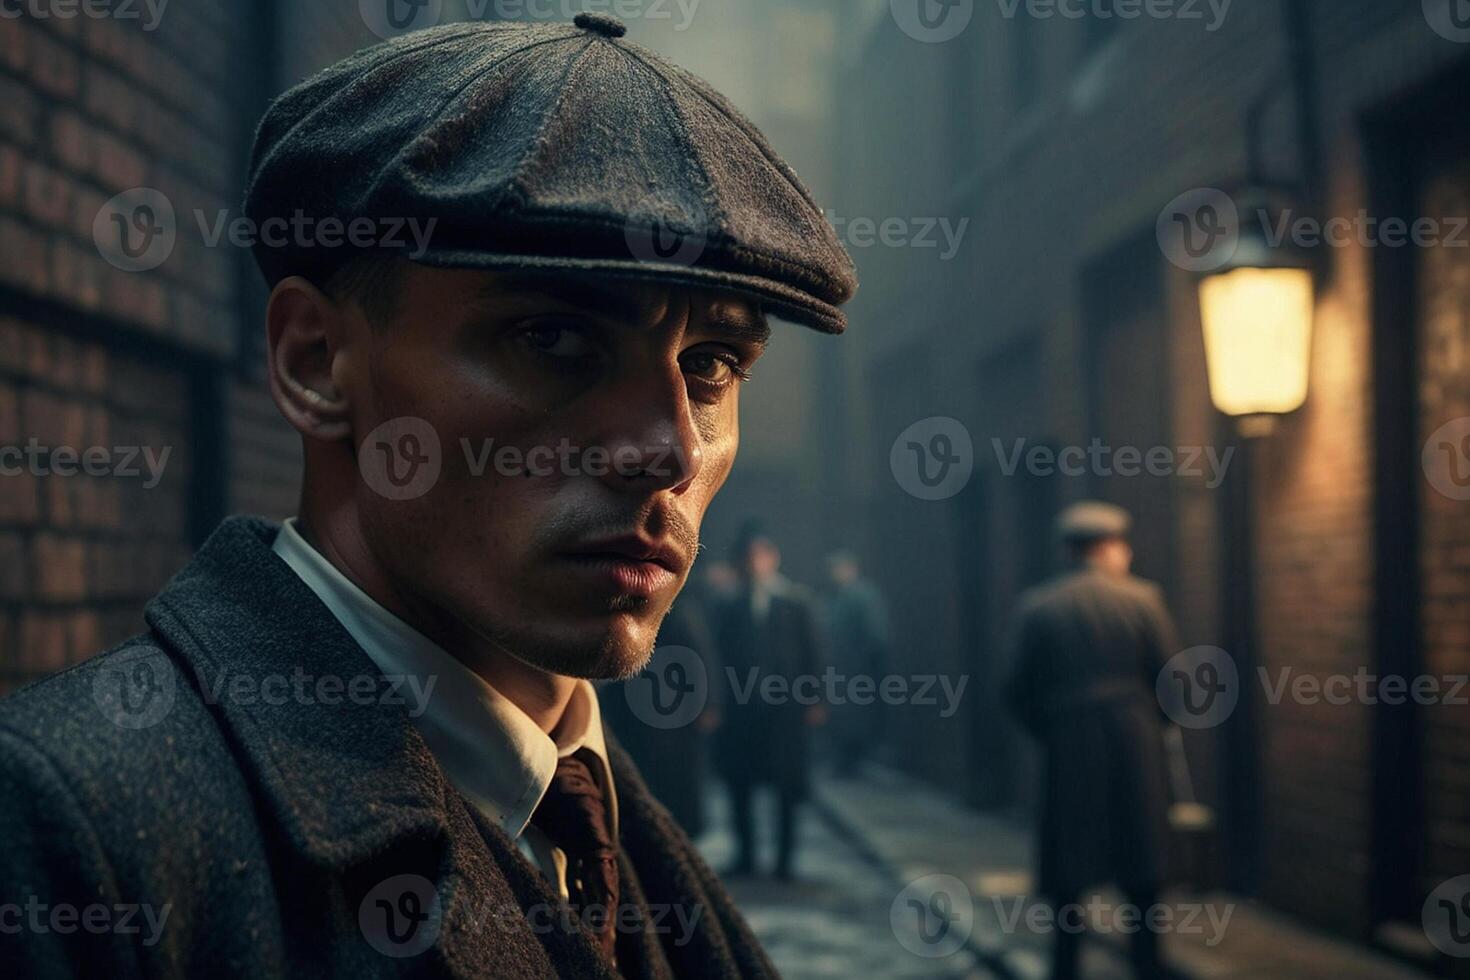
504, 612, 660, 681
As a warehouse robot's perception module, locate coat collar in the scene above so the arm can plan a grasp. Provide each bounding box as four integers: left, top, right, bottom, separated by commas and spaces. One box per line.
144, 516, 454, 870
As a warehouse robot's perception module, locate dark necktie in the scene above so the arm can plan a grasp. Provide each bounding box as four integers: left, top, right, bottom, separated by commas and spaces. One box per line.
530, 750, 620, 964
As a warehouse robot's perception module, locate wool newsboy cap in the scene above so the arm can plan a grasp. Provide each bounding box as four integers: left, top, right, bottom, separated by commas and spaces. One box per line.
1055, 501, 1132, 544
244, 14, 858, 333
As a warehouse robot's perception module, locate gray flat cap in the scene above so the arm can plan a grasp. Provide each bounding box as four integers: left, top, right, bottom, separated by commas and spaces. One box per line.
1055, 501, 1132, 544
244, 14, 858, 333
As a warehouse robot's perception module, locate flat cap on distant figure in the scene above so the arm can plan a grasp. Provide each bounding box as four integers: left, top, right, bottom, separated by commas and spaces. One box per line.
1055, 501, 1132, 544
243, 15, 858, 333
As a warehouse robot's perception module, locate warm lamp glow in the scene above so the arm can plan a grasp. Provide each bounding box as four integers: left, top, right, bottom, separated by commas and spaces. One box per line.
1199, 266, 1314, 418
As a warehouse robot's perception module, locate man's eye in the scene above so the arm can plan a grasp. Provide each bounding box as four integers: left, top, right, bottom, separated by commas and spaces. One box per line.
682, 349, 751, 386
520, 323, 594, 358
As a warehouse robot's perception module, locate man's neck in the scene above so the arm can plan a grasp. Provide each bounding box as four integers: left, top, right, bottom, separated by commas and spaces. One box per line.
293, 508, 577, 735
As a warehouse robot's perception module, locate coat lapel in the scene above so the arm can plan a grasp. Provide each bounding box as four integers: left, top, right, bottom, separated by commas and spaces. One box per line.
141, 517, 546, 978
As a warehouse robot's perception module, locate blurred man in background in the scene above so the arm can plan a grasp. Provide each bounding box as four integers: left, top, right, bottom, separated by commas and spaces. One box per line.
713, 523, 826, 880
1005, 502, 1179, 980
824, 550, 892, 778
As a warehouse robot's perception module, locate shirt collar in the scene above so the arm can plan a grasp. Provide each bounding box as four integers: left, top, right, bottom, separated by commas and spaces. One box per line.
271, 518, 616, 841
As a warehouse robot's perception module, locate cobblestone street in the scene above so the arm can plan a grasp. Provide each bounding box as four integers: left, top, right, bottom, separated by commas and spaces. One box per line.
697, 782, 992, 979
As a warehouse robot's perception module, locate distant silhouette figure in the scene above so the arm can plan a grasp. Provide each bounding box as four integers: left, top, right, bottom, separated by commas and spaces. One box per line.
1005, 502, 1178, 980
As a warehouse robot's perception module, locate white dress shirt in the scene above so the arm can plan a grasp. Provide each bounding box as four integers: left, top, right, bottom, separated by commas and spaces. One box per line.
271, 518, 617, 899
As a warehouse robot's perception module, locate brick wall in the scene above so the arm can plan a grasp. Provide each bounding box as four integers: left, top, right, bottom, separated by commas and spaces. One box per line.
835, 0, 1470, 940
0, 1, 381, 692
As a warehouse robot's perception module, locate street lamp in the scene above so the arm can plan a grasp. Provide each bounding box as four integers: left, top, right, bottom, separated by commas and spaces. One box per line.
1197, 188, 1317, 438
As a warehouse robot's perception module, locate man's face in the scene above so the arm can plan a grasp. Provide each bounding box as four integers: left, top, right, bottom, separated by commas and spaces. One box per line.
341, 265, 769, 680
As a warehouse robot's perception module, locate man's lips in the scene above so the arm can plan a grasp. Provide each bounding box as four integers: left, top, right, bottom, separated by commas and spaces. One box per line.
558, 536, 686, 598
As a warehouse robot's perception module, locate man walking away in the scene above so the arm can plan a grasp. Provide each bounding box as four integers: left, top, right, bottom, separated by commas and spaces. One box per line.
1004, 502, 1179, 980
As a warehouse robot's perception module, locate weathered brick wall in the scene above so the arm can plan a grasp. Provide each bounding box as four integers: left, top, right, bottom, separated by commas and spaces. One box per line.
0, 1, 379, 692
838, 0, 1469, 938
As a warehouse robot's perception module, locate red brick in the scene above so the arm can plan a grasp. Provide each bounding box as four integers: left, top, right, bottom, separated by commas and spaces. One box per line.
0, 531, 23, 599
50, 110, 94, 173
18, 612, 67, 675
22, 160, 71, 229
29, 32, 81, 100
31, 533, 87, 601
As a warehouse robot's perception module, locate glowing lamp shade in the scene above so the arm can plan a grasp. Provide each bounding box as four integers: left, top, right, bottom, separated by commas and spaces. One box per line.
1198, 266, 1314, 418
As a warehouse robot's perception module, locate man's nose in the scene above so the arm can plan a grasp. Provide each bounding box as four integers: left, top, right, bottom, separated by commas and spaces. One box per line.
594, 366, 704, 493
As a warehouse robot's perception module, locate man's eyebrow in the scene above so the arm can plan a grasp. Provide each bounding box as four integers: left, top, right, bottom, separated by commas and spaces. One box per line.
474, 274, 650, 324
700, 312, 772, 349
476, 273, 771, 346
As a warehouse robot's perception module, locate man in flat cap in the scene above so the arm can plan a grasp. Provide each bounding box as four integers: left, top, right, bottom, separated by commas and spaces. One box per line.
0, 14, 854, 979
1004, 502, 1179, 980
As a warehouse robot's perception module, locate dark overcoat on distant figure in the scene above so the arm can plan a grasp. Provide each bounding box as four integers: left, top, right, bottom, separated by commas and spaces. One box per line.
1004, 568, 1178, 897
712, 581, 823, 800
601, 599, 718, 837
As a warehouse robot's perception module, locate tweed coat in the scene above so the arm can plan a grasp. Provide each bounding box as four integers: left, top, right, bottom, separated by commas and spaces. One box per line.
1004, 568, 1179, 897
0, 517, 777, 979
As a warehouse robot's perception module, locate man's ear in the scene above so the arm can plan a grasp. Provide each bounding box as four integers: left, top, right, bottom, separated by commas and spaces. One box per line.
266, 276, 354, 442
